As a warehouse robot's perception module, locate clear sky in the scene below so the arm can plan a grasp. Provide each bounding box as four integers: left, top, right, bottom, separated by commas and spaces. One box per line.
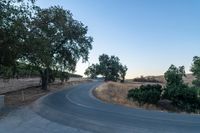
36, 0, 200, 78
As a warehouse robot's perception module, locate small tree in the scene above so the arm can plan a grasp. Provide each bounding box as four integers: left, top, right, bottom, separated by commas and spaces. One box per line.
163, 65, 186, 99
119, 65, 128, 83
84, 64, 99, 79
191, 56, 200, 87
164, 65, 186, 87
163, 65, 200, 112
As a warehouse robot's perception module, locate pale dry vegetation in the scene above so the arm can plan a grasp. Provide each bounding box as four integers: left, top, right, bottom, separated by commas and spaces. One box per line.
94, 74, 195, 111
94, 81, 160, 110
151, 74, 195, 86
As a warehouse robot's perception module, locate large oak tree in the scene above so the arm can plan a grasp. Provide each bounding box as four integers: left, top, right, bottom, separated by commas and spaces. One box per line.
0, 1, 93, 90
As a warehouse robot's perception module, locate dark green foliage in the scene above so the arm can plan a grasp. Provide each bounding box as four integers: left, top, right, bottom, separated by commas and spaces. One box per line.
163, 65, 187, 100
26, 6, 92, 89
0, 1, 92, 90
163, 64, 200, 112
0, 0, 33, 67
0, 65, 13, 79
163, 85, 200, 112
85, 54, 128, 82
119, 65, 128, 83
128, 64, 200, 113
191, 56, 200, 87
0, 62, 82, 78
128, 84, 162, 104
164, 65, 186, 87
59, 72, 70, 83
84, 64, 99, 79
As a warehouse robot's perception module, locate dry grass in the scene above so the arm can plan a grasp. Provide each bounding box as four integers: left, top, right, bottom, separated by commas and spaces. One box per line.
94, 75, 196, 112
149, 74, 195, 86
94, 81, 160, 110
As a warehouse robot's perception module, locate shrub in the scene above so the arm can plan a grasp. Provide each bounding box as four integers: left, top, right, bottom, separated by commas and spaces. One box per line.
163, 85, 200, 112
128, 84, 162, 104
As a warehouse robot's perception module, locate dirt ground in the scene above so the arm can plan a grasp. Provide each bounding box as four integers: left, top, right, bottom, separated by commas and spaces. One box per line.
3, 80, 91, 107
94, 81, 163, 111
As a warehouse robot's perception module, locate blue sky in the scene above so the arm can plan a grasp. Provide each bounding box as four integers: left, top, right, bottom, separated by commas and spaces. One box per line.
36, 0, 200, 78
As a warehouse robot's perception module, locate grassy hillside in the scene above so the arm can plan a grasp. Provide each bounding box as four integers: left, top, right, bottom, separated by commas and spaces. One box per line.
131, 74, 195, 86
151, 74, 195, 84
151, 74, 195, 85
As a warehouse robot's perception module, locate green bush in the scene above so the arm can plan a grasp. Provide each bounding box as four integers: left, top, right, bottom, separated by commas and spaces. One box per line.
163, 85, 200, 112
128, 84, 162, 104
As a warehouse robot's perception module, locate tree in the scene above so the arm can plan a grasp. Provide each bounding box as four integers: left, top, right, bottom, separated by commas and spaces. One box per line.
25, 6, 93, 90
84, 64, 99, 79
0, 1, 93, 90
162, 65, 200, 112
164, 65, 186, 87
163, 65, 187, 99
119, 65, 128, 83
191, 56, 200, 87
85, 54, 128, 82
98, 54, 121, 81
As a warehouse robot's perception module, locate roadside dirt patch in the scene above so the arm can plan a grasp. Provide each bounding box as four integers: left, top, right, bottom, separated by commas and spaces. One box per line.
3, 80, 91, 107
94, 81, 161, 110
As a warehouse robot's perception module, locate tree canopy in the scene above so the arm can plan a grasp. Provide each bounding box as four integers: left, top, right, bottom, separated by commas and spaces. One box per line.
164, 64, 186, 87
85, 54, 128, 82
0, 0, 93, 89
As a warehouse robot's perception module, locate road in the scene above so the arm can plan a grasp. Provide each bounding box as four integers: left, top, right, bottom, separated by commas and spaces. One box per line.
33, 81, 200, 133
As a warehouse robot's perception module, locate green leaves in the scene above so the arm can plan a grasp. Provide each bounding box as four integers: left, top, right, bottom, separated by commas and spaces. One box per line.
0, 1, 92, 90
128, 84, 162, 105
85, 54, 128, 82
84, 64, 99, 79
0, 0, 34, 67
191, 56, 200, 87
164, 65, 186, 87
163, 64, 200, 112
27, 6, 93, 71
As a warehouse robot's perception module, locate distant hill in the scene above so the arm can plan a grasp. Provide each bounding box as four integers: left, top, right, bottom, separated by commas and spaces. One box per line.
147, 74, 195, 85
131, 74, 195, 86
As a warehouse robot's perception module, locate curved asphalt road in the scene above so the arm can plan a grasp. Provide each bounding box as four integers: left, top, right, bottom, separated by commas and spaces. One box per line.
33, 81, 200, 133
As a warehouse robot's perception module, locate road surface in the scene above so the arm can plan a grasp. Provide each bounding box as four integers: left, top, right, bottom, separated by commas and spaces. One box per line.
33, 81, 200, 133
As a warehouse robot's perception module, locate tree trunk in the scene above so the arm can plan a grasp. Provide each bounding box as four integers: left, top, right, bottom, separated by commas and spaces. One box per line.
121, 77, 125, 83
39, 68, 49, 90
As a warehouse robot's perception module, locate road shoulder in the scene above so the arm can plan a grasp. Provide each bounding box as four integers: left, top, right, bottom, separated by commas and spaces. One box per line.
0, 107, 91, 133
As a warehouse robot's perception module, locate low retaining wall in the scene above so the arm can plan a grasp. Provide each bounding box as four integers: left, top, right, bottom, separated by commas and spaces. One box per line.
0, 95, 4, 109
